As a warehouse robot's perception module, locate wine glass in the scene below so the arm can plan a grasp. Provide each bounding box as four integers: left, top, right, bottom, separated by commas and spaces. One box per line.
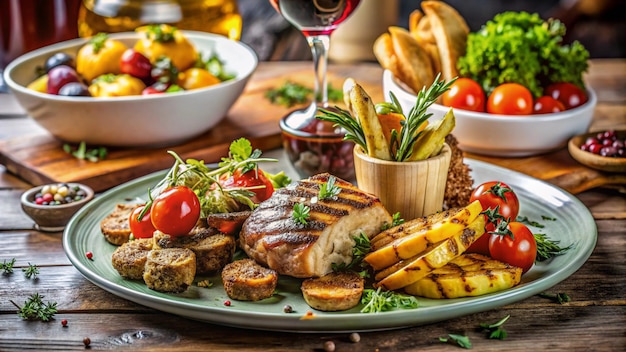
271, 0, 361, 179
269, 0, 361, 120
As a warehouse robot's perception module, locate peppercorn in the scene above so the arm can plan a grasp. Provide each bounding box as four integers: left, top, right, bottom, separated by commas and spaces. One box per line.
283, 304, 293, 313
323, 340, 335, 352
349, 332, 361, 343
61, 319, 68, 327
85, 251, 93, 260
83, 337, 91, 347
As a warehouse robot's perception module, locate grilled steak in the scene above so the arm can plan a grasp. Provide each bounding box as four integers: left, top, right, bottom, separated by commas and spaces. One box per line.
240, 173, 392, 278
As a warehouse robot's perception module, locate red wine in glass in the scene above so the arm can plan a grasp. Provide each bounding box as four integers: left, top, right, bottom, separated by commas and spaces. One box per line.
269, 0, 361, 36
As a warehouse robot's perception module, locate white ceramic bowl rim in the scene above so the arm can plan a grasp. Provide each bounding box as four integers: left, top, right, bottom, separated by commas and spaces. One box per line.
4, 31, 258, 102
383, 69, 597, 121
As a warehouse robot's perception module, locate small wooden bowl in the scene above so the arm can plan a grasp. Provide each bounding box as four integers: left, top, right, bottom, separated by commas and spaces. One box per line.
568, 130, 626, 173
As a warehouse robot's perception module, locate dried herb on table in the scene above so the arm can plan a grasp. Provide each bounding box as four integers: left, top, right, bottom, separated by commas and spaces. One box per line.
11, 293, 58, 322
63, 141, 107, 162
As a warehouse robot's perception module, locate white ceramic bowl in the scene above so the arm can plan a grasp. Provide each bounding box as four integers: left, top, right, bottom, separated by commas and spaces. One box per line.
382, 70, 597, 157
3, 31, 258, 147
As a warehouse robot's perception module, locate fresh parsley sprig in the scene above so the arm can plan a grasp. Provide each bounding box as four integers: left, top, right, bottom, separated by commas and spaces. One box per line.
480, 315, 510, 340
360, 287, 419, 313
318, 176, 340, 200
332, 232, 371, 277
63, 142, 107, 162
439, 334, 472, 349
292, 203, 310, 225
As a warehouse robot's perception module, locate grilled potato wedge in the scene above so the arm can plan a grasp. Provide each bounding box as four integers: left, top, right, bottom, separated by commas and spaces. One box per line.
346, 81, 392, 160
365, 200, 482, 271
408, 108, 456, 161
405, 253, 523, 298
374, 215, 485, 291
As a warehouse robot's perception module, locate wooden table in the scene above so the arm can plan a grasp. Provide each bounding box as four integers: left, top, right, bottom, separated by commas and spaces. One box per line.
0, 60, 624, 351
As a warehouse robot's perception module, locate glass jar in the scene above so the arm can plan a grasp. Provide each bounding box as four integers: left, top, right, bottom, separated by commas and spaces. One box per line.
77, 0, 242, 40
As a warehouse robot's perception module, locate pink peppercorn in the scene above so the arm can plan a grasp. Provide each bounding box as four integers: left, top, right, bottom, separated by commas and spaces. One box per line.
85, 251, 93, 260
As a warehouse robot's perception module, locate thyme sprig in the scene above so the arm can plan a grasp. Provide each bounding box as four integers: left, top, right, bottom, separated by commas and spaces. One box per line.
11, 293, 57, 322
22, 263, 39, 279
1, 258, 16, 275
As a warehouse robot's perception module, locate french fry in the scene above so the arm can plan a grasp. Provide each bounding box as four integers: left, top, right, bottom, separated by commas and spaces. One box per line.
408, 108, 455, 161
347, 83, 393, 160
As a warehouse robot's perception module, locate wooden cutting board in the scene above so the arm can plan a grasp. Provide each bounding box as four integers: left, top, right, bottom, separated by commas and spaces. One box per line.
0, 70, 382, 192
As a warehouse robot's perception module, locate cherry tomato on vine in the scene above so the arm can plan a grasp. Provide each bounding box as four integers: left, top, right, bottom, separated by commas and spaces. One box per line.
442, 77, 486, 112
128, 204, 156, 239
487, 83, 533, 115
533, 96, 565, 114
545, 82, 587, 109
150, 186, 201, 237
466, 181, 520, 255
220, 168, 275, 204
489, 221, 537, 273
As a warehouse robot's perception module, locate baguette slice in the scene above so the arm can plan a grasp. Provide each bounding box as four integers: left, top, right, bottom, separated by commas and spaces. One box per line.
405, 253, 523, 298
374, 215, 485, 291
301, 271, 364, 312
365, 200, 482, 271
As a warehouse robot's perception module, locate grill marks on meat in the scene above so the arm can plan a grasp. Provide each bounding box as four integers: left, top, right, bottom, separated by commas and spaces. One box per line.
240, 173, 392, 278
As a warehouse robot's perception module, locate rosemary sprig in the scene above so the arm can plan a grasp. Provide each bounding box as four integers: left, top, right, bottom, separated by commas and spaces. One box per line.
22, 263, 39, 279
1, 258, 16, 275
317, 107, 368, 150
394, 73, 455, 162
534, 233, 574, 261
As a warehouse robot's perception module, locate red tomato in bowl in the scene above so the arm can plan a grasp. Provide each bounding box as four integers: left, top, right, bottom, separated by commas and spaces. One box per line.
533, 96, 566, 114
442, 78, 486, 112
489, 221, 537, 273
220, 168, 275, 204
487, 83, 533, 115
545, 82, 587, 109
128, 204, 157, 239
150, 186, 201, 237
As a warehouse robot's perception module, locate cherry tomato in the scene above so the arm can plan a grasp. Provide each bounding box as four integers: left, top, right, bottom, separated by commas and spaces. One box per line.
487, 83, 533, 115
470, 181, 520, 222
489, 221, 537, 273
129, 204, 156, 239
545, 82, 587, 110
466, 181, 520, 255
47, 65, 81, 95
150, 186, 201, 237
442, 77, 486, 112
533, 96, 565, 114
220, 169, 275, 204
120, 49, 152, 80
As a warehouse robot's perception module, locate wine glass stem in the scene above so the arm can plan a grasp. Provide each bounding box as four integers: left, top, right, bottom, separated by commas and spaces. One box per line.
306, 35, 331, 108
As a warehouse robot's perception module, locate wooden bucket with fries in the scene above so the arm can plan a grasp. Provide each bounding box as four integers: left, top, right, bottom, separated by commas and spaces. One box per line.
353, 143, 451, 220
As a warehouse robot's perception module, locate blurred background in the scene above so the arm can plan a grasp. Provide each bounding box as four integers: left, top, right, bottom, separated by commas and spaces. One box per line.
1, 0, 625, 70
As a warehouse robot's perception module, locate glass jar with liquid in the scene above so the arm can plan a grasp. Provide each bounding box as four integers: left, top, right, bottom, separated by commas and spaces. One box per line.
77, 0, 242, 40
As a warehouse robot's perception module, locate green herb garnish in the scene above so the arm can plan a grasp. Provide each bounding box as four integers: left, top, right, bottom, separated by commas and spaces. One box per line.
1, 258, 16, 275
517, 215, 545, 228
538, 292, 571, 304
534, 233, 573, 261
381, 212, 405, 231
265, 81, 342, 107
11, 293, 57, 322
360, 287, 419, 313
63, 142, 107, 162
292, 203, 310, 225
22, 263, 39, 279
318, 175, 340, 200
480, 315, 510, 340
439, 334, 472, 349
332, 232, 371, 277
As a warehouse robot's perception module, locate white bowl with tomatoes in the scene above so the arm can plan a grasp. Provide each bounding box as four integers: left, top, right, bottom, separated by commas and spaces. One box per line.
3, 30, 258, 147
382, 70, 597, 157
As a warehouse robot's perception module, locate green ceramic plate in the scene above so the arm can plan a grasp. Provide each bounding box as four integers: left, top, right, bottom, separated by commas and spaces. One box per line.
63, 159, 597, 332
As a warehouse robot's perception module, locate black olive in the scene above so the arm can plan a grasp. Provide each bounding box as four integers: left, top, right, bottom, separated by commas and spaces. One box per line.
58, 82, 91, 97
44, 52, 76, 72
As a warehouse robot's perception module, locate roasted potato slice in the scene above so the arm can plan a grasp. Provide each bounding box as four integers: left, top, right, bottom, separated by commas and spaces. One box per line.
346, 82, 392, 160
388, 26, 435, 94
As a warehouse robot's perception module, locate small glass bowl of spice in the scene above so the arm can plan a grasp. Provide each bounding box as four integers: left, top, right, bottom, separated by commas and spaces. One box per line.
21, 182, 94, 232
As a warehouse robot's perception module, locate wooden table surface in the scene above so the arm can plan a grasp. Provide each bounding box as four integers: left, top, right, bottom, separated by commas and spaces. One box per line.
0, 60, 625, 351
